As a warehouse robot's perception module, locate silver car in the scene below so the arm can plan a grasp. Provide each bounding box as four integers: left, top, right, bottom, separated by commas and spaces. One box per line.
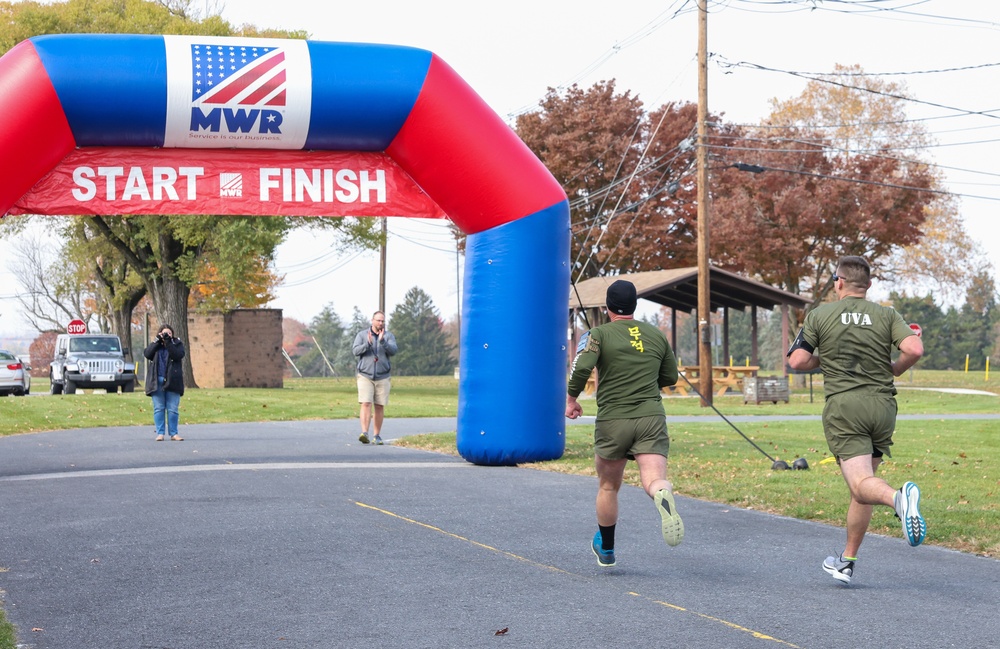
0, 349, 30, 396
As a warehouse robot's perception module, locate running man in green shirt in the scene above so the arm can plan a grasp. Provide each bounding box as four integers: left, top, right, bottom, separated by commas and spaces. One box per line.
788, 256, 926, 585
566, 279, 683, 567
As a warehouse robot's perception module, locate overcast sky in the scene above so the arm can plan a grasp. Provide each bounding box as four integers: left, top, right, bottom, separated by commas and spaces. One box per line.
2, 0, 997, 335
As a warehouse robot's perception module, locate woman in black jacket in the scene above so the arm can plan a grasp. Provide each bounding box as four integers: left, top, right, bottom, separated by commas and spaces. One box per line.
143, 324, 186, 441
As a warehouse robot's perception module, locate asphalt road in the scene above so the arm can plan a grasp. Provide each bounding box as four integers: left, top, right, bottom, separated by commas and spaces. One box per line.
1, 418, 997, 649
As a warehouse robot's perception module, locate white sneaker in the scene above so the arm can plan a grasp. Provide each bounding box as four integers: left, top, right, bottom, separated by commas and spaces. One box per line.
893, 482, 926, 547
654, 489, 684, 547
822, 554, 855, 584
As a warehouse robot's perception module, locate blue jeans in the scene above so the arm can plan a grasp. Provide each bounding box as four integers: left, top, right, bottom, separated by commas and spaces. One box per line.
151, 377, 181, 437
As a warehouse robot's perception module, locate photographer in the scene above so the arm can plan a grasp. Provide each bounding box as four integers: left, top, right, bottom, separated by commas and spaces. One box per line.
143, 324, 186, 442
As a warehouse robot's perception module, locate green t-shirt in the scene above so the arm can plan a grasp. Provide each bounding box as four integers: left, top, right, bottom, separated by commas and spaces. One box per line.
802, 296, 915, 397
567, 319, 678, 420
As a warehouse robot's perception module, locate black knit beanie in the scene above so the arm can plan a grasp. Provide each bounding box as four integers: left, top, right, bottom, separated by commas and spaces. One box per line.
606, 279, 637, 315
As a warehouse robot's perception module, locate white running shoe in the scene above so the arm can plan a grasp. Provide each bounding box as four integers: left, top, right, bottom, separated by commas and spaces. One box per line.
894, 481, 926, 547
822, 554, 855, 584
654, 489, 684, 547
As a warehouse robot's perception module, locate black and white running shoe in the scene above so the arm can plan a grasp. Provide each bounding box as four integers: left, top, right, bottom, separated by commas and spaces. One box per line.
822, 554, 855, 585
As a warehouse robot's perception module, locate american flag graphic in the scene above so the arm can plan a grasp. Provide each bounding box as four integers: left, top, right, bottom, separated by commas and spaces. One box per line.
191, 44, 287, 106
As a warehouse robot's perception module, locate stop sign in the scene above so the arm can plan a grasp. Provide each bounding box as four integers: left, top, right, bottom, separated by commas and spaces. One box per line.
67, 319, 87, 335
909, 323, 922, 337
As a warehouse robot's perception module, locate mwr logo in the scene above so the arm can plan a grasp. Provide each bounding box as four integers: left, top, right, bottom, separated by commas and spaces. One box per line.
190, 43, 286, 135
164, 36, 311, 148
220, 173, 243, 198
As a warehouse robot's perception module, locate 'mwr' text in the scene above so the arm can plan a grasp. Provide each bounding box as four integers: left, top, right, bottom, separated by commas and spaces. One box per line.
260, 168, 387, 203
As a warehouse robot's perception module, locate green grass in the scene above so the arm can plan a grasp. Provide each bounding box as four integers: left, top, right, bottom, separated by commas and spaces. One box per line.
0, 376, 459, 437
398, 418, 1000, 557
582, 418, 998, 557
574, 387, 999, 417
0, 603, 13, 649
3, 369, 994, 437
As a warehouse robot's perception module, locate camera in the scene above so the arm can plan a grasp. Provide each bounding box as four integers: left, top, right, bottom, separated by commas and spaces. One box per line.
159, 332, 171, 342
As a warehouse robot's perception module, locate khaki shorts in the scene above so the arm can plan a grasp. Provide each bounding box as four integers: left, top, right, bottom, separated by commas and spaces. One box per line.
822, 392, 897, 461
594, 415, 670, 461
357, 376, 391, 406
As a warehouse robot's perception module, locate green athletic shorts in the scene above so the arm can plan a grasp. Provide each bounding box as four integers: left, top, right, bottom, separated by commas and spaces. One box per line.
594, 415, 670, 461
822, 392, 897, 461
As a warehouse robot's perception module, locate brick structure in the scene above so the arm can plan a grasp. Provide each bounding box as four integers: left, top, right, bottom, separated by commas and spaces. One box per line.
188, 309, 283, 388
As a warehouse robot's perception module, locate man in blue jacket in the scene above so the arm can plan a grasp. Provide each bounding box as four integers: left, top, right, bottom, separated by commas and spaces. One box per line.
352, 311, 398, 445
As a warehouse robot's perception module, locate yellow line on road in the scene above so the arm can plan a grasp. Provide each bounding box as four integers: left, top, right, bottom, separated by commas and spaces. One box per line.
355, 501, 803, 648
354, 501, 575, 577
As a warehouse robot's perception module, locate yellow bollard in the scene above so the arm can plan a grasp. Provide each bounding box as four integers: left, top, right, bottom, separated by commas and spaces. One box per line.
965, 354, 969, 373
745, 357, 750, 367
729, 355, 733, 367
986, 357, 990, 382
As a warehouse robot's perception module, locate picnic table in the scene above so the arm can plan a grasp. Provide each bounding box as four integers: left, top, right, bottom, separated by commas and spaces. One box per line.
584, 365, 759, 398
664, 365, 760, 397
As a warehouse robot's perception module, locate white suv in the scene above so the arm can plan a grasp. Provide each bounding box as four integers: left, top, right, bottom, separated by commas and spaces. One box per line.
49, 334, 137, 394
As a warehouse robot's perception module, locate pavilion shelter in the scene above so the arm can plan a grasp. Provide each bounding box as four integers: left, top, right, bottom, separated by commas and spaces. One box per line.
569, 266, 811, 372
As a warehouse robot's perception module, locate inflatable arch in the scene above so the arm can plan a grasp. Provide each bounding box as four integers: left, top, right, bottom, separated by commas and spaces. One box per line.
0, 34, 570, 466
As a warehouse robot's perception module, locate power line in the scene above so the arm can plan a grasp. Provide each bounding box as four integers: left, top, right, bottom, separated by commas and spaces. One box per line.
703, 133, 1000, 184
725, 0, 1000, 30
278, 250, 366, 288
740, 60, 1000, 78
727, 161, 1000, 202
588, 107, 690, 278
716, 110, 1000, 131
388, 232, 456, 254
719, 59, 1000, 122
567, 143, 690, 210
505, 0, 696, 120
704, 135, 1000, 161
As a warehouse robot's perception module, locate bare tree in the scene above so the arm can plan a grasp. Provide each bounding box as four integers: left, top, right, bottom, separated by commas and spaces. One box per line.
9, 234, 104, 333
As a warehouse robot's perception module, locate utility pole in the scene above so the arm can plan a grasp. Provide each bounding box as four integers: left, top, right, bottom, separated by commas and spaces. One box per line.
696, 0, 714, 406
378, 217, 387, 314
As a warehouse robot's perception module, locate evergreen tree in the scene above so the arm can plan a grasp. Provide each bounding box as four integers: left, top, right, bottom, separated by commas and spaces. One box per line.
298, 304, 348, 377
389, 287, 454, 376
348, 307, 371, 338
726, 308, 754, 367
889, 293, 946, 369
757, 309, 786, 374
952, 273, 997, 370
674, 311, 698, 367
886, 284, 998, 371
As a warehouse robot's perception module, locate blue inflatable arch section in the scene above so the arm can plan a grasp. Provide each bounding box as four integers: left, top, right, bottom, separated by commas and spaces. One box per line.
0, 34, 570, 465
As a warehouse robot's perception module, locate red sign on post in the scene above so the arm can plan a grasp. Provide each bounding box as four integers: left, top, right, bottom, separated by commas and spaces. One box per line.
909, 323, 922, 337
67, 319, 87, 335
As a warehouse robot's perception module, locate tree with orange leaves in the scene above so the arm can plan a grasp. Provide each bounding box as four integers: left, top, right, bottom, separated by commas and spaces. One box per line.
710, 64, 939, 306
